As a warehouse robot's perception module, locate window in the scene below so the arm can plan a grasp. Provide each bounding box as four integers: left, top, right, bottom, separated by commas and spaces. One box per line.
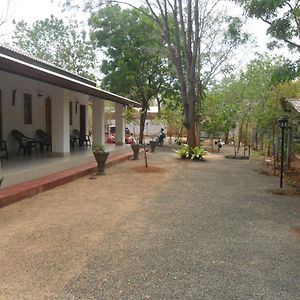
69, 101, 73, 125
24, 93, 32, 124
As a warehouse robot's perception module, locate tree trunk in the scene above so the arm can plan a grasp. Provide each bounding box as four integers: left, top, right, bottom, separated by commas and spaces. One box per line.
139, 110, 147, 144
244, 120, 249, 146
237, 119, 244, 153
225, 131, 229, 144
157, 97, 162, 117
260, 133, 264, 152
186, 99, 196, 147
255, 131, 258, 150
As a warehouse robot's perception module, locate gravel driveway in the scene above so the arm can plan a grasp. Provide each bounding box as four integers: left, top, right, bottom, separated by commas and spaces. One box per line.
0, 145, 299, 299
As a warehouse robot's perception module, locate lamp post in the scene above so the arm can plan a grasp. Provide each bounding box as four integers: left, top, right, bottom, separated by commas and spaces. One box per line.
277, 116, 288, 188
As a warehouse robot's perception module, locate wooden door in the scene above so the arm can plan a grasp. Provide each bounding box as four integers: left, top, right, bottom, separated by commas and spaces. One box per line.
80, 105, 86, 135
45, 97, 52, 136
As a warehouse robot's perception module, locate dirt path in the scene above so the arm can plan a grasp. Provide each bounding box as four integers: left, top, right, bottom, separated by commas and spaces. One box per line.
0, 145, 299, 299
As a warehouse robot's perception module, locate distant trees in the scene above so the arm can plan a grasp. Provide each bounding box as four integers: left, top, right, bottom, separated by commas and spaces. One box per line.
13, 15, 96, 79
205, 53, 298, 152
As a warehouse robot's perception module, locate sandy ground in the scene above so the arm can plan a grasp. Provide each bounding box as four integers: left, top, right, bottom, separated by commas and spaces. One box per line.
0, 145, 299, 299
0, 148, 176, 299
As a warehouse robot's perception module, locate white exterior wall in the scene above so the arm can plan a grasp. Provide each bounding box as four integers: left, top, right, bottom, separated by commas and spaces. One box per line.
92, 98, 105, 145
126, 122, 167, 137
0, 70, 89, 154
51, 89, 70, 155
115, 103, 125, 145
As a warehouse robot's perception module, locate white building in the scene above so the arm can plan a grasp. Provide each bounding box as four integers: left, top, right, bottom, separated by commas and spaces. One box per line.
0, 45, 140, 159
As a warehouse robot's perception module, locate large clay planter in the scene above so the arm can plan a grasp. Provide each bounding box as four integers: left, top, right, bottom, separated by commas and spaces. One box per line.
149, 140, 157, 153
131, 144, 141, 160
93, 152, 109, 175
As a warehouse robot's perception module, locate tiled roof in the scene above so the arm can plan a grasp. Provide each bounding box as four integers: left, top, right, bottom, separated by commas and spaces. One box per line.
0, 45, 140, 107
289, 99, 300, 113
0, 44, 96, 86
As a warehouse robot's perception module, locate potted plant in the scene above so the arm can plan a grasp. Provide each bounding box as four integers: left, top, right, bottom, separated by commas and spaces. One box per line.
92, 145, 109, 175
131, 141, 141, 160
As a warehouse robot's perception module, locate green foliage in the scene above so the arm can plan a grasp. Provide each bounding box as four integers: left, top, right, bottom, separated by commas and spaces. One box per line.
203, 91, 238, 138
89, 5, 170, 100
160, 93, 183, 136
294, 144, 300, 154
274, 79, 300, 100
174, 145, 207, 160
92, 144, 106, 153
62, 0, 250, 148
270, 58, 298, 85
122, 106, 136, 124
13, 15, 96, 79
236, 0, 300, 51
191, 146, 207, 160
204, 53, 295, 148
174, 145, 190, 159
89, 5, 175, 142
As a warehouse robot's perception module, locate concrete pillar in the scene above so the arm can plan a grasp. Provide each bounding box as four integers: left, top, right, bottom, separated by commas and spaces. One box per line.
51, 89, 70, 156
92, 98, 105, 146
115, 103, 125, 145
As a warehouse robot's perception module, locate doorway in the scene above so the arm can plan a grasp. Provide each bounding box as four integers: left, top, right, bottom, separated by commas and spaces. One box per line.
45, 97, 52, 136
80, 105, 86, 135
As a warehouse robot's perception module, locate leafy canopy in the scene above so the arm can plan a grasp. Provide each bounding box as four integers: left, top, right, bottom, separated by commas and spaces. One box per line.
89, 5, 170, 101
236, 0, 300, 51
13, 15, 96, 79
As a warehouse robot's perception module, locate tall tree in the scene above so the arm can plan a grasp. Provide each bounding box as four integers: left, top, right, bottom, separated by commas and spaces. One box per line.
62, 0, 249, 147
13, 15, 96, 79
143, 0, 248, 147
89, 5, 172, 143
235, 0, 300, 51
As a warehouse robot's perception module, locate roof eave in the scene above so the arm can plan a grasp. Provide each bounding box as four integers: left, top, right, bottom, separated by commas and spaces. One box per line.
0, 53, 140, 107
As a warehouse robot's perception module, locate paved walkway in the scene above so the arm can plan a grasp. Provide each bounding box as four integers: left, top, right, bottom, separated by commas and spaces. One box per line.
0, 145, 299, 299
0, 146, 133, 207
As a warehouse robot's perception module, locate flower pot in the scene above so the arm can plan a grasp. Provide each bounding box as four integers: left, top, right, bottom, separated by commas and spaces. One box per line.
131, 144, 141, 160
149, 140, 157, 153
93, 152, 109, 175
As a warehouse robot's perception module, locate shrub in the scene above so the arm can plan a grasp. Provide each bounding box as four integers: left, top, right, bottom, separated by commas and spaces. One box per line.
174, 144, 190, 159
191, 146, 207, 160
174, 145, 207, 160
92, 144, 106, 153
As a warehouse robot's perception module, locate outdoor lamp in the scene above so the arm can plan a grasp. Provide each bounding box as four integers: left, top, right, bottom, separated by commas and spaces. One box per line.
277, 116, 288, 189
278, 116, 288, 129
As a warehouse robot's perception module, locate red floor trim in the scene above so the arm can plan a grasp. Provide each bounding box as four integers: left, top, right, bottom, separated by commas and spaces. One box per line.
0, 151, 133, 208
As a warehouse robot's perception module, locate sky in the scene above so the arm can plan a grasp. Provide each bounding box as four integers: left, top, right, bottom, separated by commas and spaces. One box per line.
0, 0, 67, 40
0, 0, 294, 71
0, 0, 270, 45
